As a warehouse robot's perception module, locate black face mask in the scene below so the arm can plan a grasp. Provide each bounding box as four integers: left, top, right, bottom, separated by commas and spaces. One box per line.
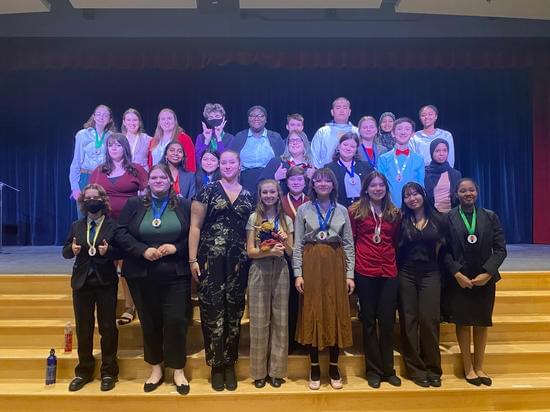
83, 199, 104, 214
204, 118, 223, 129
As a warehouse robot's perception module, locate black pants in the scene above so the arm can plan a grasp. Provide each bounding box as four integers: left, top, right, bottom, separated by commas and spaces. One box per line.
355, 274, 398, 378
128, 275, 191, 369
287, 258, 300, 351
198, 254, 248, 367
398, 268, 442, 380
72, 278, 119, 378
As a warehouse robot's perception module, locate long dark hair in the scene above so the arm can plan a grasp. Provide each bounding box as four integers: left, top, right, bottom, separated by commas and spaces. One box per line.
142, 164, 179, 210
196, 147, 221, 184
399, 181, 445, 244
100, 133, 138, 176
159, 141, 187, 172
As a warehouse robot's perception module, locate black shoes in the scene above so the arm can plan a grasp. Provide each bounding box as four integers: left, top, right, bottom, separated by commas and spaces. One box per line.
465, 376, 482, 386
384, 375, 402, 387
428, 376, 442, 387
144, 374, 164, 393
270, 377, 284, 388
412, 377, 431, 388
68, 376, 93, 392
176, 383, 190, 395
367, 375, 381, 389
100, 376, 117, 392
211, 366, 225, 391
254, 378, 267, 388
479, 376, 492, 386
224, 364, 238, 391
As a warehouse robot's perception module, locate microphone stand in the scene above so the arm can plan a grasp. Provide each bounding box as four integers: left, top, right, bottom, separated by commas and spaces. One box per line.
0, 181, 20, 254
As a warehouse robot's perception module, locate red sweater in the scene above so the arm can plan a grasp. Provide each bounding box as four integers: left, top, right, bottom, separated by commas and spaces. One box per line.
147, 131, 196, 172
281, 193, 309, 221
349, 209, 400, 278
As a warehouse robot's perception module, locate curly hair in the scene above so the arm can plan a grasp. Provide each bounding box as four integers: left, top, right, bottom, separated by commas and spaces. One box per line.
78, 183, 112, 216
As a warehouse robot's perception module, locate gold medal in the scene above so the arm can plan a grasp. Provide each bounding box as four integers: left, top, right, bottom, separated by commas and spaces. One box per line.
152, 218, 162, 228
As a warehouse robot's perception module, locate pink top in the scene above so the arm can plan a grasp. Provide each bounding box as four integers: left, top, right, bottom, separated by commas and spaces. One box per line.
434, 171, 452, 213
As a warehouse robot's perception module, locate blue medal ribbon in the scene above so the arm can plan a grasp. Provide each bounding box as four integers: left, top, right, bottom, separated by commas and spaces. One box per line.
152, 197, 169, 221
314, 201, 334, 232
337, 159, 355, 179
361, 144, 377, 168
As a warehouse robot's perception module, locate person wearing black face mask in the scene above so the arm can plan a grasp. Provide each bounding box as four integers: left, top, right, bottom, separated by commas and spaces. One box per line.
194, 103, 234, 162
62, 183, 121, 392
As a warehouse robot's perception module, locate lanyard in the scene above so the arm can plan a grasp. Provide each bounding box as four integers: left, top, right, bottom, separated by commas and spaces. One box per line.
361, 144, 377, 168
459, 206, 477, 235
314, 201, 335, 231
93, 129, 107, 149
127, 134, 139, 158
338, 159, 355, 178
393, 150, 410, 179
286, 193, 304, 217
86, 216, 105, 250
152, 197, 169, 220
370, 204, 382, 237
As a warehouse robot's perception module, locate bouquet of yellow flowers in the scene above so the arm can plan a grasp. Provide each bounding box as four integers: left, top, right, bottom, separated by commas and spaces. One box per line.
258, 220, 283, 252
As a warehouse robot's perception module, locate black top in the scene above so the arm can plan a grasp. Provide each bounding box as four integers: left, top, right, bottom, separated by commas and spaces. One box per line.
115, 196, 192, 279
326, 159, 373, 208
194, 181, 254, 259
398, 218, 444, 273
62, 216, 121, 290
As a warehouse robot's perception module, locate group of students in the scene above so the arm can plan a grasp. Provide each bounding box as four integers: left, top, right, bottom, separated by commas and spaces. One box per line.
63, 99, 506, 394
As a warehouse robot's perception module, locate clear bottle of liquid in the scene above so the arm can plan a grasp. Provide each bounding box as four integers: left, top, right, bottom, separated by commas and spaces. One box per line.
64, 322, 73, 353
45, 348, 57, 385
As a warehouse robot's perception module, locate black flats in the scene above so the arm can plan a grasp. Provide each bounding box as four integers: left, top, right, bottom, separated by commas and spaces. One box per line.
68, 376, 93, 392
100, 376, 117, 392
144, 374, 164, 393
465, 375, 492, 386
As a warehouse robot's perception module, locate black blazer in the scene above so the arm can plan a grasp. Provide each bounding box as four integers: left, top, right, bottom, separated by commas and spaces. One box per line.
115, 196, 192, 279
228, 128, 285, 160
444, 207, 507, 284
326, 159, 374, 207
62, 217, 121, 290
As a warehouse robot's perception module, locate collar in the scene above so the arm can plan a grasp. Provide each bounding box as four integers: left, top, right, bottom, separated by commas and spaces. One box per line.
247, 128, 268, 138
87, 215, 105, 226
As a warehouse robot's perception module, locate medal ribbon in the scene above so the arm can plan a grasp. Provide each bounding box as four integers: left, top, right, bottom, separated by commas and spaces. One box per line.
370, 204, 382, 237
86, 216, 105, 251
152, 197, 169, 221
286, 193, 304, 217
361, 144, 377, 168
337, 159, 355, 179
459, 206, 477, 236
393, 149, 410, 179
93, 129, 108, 150
314, 201, 334, 232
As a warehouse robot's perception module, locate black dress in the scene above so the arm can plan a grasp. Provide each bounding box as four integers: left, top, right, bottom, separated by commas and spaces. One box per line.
444, 207, 507, 327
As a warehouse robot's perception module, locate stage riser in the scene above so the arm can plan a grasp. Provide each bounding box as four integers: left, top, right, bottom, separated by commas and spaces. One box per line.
4, 351, 550, 381
2, 383, 550, 412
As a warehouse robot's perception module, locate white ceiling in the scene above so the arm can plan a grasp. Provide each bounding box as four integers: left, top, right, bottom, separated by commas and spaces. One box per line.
0, 0, 50, 15
396, 0, 550, 21
69, 0, 196, 8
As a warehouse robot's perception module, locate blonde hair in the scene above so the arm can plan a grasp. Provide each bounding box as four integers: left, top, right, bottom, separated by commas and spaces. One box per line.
253, 179, 290, 234
152, 108, 184, 150
83, 104, 117, 132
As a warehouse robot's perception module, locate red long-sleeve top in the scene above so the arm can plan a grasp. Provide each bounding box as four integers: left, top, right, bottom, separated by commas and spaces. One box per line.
349, 209, 400, 278
147, 131, 196, 172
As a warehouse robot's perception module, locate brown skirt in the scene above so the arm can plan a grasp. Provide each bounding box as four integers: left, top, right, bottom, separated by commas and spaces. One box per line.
296, 243, 353, 350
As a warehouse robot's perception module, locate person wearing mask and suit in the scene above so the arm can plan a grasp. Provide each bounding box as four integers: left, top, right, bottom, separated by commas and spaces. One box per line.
62, 183, 120, 392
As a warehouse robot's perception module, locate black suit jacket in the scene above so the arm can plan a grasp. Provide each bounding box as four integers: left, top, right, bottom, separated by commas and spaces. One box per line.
444, 207, 507, 284
62, 217, 121, 290
326, 159, 374, 207
115, 196, 191, 279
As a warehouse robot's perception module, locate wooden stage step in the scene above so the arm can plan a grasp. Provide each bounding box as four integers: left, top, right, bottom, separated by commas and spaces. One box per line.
1, 374, 550, 412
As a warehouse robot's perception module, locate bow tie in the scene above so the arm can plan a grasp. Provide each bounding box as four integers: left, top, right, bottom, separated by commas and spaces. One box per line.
395, 148, 410, 156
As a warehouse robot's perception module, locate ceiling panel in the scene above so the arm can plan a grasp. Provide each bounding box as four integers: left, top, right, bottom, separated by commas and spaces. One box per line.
69, 0, 196, 8
240, 0, 382, 9
0, 0, 50, 14
396, 0, 550, 21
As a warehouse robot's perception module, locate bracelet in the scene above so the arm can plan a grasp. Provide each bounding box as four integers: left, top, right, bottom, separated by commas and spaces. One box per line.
188, 259, 198, 263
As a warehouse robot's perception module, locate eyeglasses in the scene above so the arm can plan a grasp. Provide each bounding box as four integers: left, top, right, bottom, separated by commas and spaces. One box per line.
248, 113, 265, 119
84, 196, 102, 201
288, 138, 303, 144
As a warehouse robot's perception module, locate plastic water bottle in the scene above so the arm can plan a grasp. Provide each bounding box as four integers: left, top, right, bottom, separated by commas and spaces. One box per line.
45, 348, 57, 385
64, 322, 73, 353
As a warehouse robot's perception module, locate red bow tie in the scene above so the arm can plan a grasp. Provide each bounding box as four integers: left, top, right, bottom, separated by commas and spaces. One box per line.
395, 148, 410, 156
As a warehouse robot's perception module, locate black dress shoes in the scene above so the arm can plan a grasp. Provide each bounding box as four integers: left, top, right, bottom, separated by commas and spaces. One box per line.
412, 378, 431, 388
176, 383, 190, 395
254, 378, 267, 388
100, 376, 117, 392
211, 366, 225, 391
479, 376, 492, 386
367, 375, 381, 389
384, 375, 402, 387
68, 376, 93, 392
144, 375, 164, 393
428, 376, 442, 387
465, 376, 482, 386
224, 364, 238, 391
270, 377, 284, 388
